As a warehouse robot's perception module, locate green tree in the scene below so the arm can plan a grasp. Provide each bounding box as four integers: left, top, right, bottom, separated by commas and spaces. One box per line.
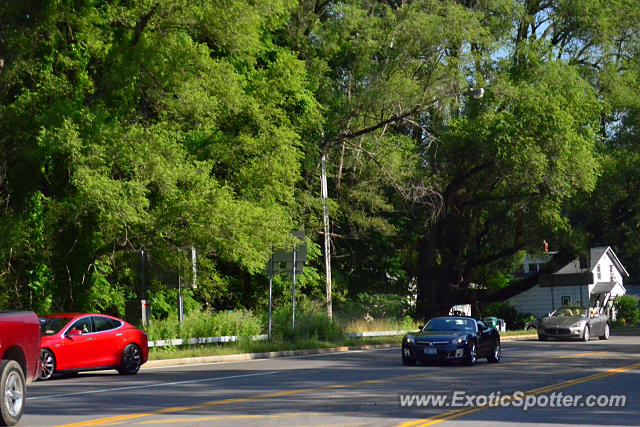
0, 0, 322, 312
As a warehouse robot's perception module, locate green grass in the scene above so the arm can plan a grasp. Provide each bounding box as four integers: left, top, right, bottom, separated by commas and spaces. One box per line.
500, 329, 537, 336
144, 309, 262, 341
148, 328, 537, 361
148, 335, 403, 361
342, 316, 415, 333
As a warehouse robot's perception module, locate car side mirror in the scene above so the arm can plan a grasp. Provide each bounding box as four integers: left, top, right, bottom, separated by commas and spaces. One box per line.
67, 329, 83, 338
417, 325, 424, 331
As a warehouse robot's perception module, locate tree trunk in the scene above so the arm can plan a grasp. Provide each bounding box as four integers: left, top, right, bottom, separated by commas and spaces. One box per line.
416, 233, 450, 320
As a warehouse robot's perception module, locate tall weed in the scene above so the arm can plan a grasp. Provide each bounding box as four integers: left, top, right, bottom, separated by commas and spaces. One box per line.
145, 309, 262, 341
272, 300, 344, 342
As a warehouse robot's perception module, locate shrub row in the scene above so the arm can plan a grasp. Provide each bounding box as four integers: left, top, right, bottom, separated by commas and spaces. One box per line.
614, 295, 640, 326
144, 309, 262, 341
144, 299, 415, 342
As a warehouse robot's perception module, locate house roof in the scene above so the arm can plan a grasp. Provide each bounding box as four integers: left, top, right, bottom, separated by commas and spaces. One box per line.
591, 281, 618, 294
555, 259, 582, 274
590, 247, 629, 278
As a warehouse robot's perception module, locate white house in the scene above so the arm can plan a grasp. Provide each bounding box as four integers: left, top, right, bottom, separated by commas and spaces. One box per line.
506, 247, 628, 319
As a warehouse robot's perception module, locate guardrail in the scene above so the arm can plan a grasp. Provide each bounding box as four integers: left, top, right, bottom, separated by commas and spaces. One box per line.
346, 330, 407, 338
148, 330, 408, 348
149, 335, 268, 348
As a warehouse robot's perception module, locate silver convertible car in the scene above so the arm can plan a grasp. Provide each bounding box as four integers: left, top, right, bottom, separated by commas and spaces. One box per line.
537, 307, 609, 341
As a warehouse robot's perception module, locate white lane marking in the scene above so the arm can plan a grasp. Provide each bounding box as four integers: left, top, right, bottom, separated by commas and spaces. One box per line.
27, 371, 278, 401
142, 346, 400, 370
30, 347, 399, 401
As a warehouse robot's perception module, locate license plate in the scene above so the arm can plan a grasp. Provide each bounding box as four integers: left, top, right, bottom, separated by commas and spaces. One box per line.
423, 347, 437, 355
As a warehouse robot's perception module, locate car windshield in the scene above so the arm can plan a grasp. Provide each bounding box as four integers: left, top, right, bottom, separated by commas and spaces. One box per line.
423, 318, 475, 332
40, 317, 73, 335
551, 307, 588, 318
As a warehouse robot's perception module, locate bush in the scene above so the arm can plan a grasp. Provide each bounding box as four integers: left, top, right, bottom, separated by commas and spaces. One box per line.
272, 300, 344, 342
148, 288, 201, 321
481, 302, 533, 330
614, 295, 640, 326
342, 315, 416, 333
145, 309, 262, 341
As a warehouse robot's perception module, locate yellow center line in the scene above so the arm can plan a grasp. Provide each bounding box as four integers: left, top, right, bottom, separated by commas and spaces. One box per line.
52, 350, 608, 427
53, 374, 427, 427
133, 412, 322, 424
396, 361, 640, 427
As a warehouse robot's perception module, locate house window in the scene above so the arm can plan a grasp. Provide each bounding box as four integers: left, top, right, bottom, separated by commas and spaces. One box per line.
529, 263, 538, 272
597, 265, 601, 280
610, 265, 614, 280
561, 296, 571, 306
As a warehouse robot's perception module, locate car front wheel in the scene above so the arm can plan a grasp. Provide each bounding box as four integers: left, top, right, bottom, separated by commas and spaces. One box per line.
118, 343, 142, 375
0, 359, 25, 426
39, 349, 56, 381
487, 342, 501, 363
582, 326, 590, 342
465, 342, 477, 366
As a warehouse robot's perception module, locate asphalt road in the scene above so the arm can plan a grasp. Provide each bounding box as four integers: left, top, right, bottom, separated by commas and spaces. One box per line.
22, 332, 640, 427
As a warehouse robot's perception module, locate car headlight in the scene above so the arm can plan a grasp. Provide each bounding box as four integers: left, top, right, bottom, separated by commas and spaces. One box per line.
451, 337, 466, 344
571, 321, 586, 328
405, 336, 415, 344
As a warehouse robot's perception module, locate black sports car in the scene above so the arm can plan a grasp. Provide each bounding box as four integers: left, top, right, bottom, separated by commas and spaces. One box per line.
401, 316, 501, 366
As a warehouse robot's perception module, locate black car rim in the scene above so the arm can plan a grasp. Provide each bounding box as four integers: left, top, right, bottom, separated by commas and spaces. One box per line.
40, 350, 55, 380
124, 345, 141, 372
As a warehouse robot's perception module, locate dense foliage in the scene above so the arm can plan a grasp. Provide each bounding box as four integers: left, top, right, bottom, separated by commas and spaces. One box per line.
145, 309, 262, 341
614, 295, 640, 326
1, 1, 640, 320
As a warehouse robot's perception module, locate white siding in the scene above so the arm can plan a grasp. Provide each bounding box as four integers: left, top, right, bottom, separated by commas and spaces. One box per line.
505, 247, 627, 319
587, 252, 626, 297
591, 253, 622, 284
507, 285, 590, 317
610, 283, 626, 297
522, 253, 553, 274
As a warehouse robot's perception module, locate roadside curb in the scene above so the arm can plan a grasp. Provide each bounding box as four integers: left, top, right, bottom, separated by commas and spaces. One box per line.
611, 328, 640, 336
143, 343, 398, 368
143, 334, 538, 369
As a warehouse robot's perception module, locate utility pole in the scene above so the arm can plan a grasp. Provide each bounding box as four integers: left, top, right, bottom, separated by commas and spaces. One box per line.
292, 240, 297, 329
178, 274, 183, 323
321, 153, 333, 319
268, 254, 273, 341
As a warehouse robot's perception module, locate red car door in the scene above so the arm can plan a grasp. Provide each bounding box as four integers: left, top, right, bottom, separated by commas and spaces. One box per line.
90, 316, 125, 367
56, 317, 97, 370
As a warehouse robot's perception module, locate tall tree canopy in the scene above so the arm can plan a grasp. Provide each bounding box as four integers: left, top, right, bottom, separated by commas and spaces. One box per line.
1, 0, 639, 319
0, 0, 321, 312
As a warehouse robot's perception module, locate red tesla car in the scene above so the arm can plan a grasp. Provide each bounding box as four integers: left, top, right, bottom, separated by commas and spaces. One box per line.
39, 313, 149, 380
